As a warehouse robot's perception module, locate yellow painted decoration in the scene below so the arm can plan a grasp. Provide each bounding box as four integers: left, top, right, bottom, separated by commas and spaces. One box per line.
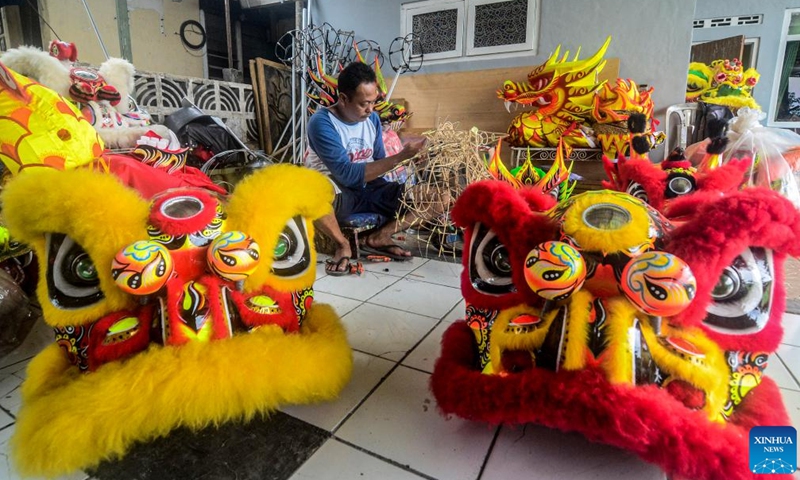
0, 62, 103, 175
112, 241, 173, 296
524, 241, 586, 300
207, 230, 261, 282
620, 251, 696, 317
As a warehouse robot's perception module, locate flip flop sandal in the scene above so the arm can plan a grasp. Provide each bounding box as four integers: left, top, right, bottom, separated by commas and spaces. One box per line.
325, 257, 354, 276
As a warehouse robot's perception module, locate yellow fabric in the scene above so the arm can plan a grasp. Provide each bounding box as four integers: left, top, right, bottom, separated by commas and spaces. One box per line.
12, 304, 352, 477
0, 65, 103, 175
1, 168, 148, 326
226, 164, 333, 293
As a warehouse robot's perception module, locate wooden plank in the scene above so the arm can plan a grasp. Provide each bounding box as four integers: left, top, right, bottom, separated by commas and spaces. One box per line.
255, 58, 294, 157
249, 59, 265, 152
690, 36, 744, 65
391, 58, 620, 134
255, 58, 272, 153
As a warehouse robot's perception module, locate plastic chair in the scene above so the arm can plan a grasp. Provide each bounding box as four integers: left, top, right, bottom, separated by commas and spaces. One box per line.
664, 103, 700, 160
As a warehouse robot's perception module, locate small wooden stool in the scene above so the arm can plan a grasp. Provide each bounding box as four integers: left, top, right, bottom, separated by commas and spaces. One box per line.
339, 213, 386, 259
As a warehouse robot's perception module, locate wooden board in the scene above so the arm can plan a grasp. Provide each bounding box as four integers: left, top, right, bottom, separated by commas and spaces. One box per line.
390, 58, 619, 134
691, 36, 744, 65
250, 58, 294, 158
249, 59, 265, 152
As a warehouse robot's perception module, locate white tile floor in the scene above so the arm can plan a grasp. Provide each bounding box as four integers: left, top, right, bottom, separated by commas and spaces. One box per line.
0, 258, 798, 480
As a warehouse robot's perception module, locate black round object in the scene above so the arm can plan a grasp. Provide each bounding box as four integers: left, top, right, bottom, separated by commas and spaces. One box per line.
180, 20, 207, 50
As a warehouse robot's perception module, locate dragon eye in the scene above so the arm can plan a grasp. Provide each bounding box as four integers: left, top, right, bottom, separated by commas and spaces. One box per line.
665, 173, 695, 199
626, 182, 649, 203
704, 248, 773, 334
46, 233, 104, 309
270, 216, 311, 278
468, 223, 515, 296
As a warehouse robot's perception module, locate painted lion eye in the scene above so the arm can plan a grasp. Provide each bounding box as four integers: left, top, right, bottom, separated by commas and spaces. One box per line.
72, 254, 98, 283
711, 269, 739, 300
468, 222, 515, 296
270, 216, 311, 278
47, 233, 104, 309
625, 182, 649, 203
704, 248, 774, 334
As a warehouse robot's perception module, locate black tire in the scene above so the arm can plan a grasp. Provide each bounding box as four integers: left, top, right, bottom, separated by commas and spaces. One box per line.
180, 19, 206, 50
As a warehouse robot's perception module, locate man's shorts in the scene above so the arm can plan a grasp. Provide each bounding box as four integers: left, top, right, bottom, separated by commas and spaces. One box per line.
333, 179, 405, 222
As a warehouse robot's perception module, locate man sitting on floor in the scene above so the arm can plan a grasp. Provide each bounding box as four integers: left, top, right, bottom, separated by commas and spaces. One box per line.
305, 61, 427, 275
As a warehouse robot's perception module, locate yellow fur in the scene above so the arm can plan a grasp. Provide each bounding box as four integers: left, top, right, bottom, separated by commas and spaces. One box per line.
1, 169, 148, 326
561, 191, 654, 255
489, 305, 553, 373
226, 164, 333, 293
12, 304, 352, 477
600, 297, 636, 384
561, 290, 594, 370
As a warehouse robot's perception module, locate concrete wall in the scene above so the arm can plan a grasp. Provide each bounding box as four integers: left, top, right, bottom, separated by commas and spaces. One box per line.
38, 0, 203, 78
313, 0, 697, 129
693, 0, 800, 124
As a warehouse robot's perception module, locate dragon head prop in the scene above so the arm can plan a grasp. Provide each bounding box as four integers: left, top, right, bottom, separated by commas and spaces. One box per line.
2, 164, 352, 477
497, 36, 610, 121
686, 58, 760, 110
431, 181, 799, 480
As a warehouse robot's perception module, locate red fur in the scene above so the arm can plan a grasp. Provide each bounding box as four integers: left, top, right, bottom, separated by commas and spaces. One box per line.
696, 157, 751, 194
431, 321, 792, 480
453, 181, 556, 310
668, 189, 800, 351
148, 188, 220, 236
602, 156, 668, 209
87, 308, 153, 371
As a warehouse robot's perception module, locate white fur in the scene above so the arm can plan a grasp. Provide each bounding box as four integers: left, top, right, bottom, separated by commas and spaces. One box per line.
0, 46, 71, 97
98, 58, 135, 113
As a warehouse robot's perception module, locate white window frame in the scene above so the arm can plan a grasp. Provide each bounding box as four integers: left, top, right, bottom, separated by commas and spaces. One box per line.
401, 0, 465, 62
769, 8, 800, 127
466, 0, 538, 56
743, 37, 759, 70
401, 0, 540, 64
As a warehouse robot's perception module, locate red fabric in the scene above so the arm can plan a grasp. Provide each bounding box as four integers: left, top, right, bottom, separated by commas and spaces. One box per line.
431, 321, 792, 480
101, 153, 226, 198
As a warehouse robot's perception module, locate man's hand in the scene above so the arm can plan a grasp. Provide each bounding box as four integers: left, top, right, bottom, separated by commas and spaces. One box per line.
400, 135, 427, 160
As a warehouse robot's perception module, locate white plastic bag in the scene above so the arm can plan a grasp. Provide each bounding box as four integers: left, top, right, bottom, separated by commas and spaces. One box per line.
724, 108, 800, 207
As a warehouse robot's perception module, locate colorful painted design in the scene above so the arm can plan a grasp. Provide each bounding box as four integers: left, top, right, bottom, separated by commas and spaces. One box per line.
207, 231, 261, 282
497, 37, 660, 157
620, 251, 696, 317
0, 62, 103, 174
524, 241, 586, 300
111, 241, 173, 295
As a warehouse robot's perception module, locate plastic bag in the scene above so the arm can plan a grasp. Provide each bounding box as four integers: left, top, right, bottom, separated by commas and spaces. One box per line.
723, 108, 800, 207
